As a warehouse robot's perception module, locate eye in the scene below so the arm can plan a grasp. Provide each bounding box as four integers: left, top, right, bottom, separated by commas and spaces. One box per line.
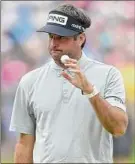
48, 33, 53, 38
59, 36, 65, 39
48, 34, 68, 40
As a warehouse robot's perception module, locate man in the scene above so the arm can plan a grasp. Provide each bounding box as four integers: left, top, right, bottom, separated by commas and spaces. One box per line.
10, 4, 128, 163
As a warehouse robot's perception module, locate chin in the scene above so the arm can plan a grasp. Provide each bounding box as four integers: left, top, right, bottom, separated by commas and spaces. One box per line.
51, 54, 60, 61
51, 51, 61, 57
54, 59, 63, 67
50, 54, 60, 62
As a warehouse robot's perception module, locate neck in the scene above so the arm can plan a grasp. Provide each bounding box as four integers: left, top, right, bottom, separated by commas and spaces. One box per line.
76, 51, 82, 61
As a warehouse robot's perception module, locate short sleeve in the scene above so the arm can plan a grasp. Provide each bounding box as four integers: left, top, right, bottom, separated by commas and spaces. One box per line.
9, 79, 36, 135
104, 67, 126, 112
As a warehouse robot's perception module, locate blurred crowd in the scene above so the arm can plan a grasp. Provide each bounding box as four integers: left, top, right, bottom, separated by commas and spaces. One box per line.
1, 1, 135, 163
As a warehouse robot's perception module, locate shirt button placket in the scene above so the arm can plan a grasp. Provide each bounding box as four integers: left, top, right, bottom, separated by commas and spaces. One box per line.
57, 71, 61, 77
63, 80, 69, 103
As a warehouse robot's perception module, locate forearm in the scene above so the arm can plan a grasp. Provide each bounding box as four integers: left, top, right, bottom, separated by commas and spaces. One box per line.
61, 59, 128, 136
89, 94, 128, 136
14, 143, 33, 163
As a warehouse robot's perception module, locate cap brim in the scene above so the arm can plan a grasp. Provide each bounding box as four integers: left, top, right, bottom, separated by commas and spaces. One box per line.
37, 24, 79, 36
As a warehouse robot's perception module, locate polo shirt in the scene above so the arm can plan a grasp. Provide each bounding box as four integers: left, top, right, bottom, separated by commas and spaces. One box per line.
10, 52, 126, 163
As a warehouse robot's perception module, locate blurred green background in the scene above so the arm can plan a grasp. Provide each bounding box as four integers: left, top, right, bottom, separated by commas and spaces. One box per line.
1, 1, 135, 163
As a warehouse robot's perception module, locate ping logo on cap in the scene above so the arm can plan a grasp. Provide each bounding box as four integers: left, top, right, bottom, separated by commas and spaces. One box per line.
71, 24, 82, 30
47, 14, 68, 26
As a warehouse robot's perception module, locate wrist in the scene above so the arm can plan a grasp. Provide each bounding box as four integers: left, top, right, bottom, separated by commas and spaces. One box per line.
82, 84, 94, 95
82, 85, 99, 98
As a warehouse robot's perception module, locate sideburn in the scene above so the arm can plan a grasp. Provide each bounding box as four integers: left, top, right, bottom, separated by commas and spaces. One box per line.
73, 35, 86, 49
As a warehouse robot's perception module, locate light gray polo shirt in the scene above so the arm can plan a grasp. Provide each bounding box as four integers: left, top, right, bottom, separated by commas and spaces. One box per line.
10, 52, 126, 163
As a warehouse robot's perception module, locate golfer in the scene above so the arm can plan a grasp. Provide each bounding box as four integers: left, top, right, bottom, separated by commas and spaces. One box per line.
10, 3, 128, 163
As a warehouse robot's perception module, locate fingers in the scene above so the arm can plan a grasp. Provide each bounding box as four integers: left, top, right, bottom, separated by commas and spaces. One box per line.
61, 58, 81, 82
63, 58, 78, 70
65, 63, 76, 69
64, 63, 79, 69
65, 58, 77, 64
68, 69, 80, 74
61, 71, 72, 81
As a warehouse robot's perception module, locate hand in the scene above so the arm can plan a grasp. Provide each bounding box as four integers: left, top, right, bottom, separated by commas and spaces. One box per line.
61, 58, 93, 94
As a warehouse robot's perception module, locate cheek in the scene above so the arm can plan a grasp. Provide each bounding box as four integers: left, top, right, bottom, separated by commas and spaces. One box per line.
69, 44, 80, 57
77, 40, 82, 48
72, 42, 80, 51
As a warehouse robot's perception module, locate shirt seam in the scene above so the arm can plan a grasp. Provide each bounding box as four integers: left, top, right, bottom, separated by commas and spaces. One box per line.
10, 125, 35, 134
103, 66, 114, 98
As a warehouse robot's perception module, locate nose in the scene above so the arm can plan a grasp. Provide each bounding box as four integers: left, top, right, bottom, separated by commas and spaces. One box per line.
50, 37, 59, 49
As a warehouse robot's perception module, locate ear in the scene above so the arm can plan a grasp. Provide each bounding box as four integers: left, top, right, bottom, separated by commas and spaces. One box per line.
78, 33, 86, 47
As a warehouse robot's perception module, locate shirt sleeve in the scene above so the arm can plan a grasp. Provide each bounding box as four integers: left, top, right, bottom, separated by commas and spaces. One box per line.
9, 78, 36, 135
104, 67, 126, 112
